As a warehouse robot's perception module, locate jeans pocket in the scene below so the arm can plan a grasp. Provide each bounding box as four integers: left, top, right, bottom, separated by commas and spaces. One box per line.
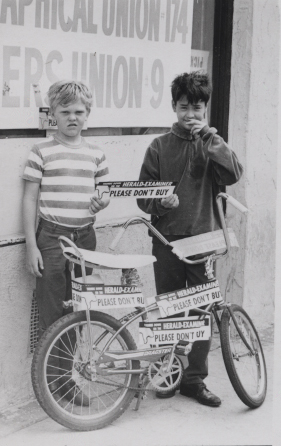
36, 224, 43, 242
79, 227, 96, 251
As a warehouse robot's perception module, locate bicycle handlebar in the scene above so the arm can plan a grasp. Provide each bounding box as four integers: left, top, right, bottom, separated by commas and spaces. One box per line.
218, 192, 248, 214
109, 227, 126, 250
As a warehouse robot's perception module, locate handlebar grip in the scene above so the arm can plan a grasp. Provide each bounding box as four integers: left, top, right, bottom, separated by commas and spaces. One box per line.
171, 247, 184, 260
109, 227, 126, 251
225, 195, 248, 213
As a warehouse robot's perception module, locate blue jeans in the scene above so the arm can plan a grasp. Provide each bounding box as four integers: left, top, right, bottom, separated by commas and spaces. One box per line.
36, 219, 96, 338
152, 237, 212, 386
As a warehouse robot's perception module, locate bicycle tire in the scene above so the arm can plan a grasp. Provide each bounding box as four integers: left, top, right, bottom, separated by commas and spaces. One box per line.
32, 310, 140, 431
220, 304, 267, 408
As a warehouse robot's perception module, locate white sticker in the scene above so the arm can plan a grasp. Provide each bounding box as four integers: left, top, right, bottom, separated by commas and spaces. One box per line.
72, 290, 145, 310
155, 280, 222, 318
95, 181, 177, 199
139, 316, 211, 346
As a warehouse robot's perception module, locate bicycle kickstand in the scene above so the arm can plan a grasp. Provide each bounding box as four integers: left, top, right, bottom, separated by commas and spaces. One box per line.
134, 373, 149, 411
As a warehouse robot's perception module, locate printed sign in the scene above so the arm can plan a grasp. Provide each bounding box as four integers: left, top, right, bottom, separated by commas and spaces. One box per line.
95, 181, 177, 199
72, 282, 145, 310
38, 107, 57, 130
139, 316, 211, 346
190, 49, 209, 73
0, 0, 194, 129
155, 279, 222, 318
72, 279, 104, 294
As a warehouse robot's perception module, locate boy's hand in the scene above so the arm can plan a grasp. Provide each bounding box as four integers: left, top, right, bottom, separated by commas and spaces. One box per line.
161, 194, 179, 209
26, 245, 44, 278
188, 119, 207, 136
89, 196, 110, 215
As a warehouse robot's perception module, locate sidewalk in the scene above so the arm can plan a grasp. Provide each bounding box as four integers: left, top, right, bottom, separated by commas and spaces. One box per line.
0, 326, 277, 446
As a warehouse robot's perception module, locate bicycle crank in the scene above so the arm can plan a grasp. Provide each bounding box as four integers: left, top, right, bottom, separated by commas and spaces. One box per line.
148, 354, 183, 392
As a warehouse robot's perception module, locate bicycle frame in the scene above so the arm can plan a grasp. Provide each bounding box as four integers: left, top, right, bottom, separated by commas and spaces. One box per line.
32, 192, 267, 431
59, 192, 252, 377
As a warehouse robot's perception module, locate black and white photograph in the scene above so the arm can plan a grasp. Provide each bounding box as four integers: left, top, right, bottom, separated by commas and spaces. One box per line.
0, 1, 280, 445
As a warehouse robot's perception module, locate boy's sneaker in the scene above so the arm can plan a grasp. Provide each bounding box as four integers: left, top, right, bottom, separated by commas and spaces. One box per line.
180, 383, 221, 407
155, 389, 176, 399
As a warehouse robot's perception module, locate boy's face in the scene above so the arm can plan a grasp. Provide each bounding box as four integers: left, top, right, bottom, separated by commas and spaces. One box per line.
172, 96, 207, 131
52, 99, 89, 141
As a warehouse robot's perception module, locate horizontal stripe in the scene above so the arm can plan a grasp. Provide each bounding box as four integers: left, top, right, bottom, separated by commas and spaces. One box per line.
41, 144, 105, 158
43, 159, 100, 171
43, 168, 96, 178
41, 185, 94, 193
41, 207, 93, 218
96, 160, 108, 172
23, 175, 41, 184
41, 200, 91, 209
41, 192, 94, 201
95, 168, 109, 178
23, 166, 42, 179
28, 150, 43, 166
43, 151, 106, 165
34, 138, 58, 151
41, 176, 94, 186
25, 160, 43, 173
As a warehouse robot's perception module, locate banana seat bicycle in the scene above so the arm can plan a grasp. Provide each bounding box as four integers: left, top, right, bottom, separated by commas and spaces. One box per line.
31, 193, 267, 431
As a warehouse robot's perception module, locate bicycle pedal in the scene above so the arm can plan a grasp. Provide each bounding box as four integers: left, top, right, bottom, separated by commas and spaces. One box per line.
175, 340, 192, 356
134, 388, 147, 399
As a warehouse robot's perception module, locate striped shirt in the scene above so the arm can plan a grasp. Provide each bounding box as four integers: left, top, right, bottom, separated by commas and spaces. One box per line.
23, 136, 109, 227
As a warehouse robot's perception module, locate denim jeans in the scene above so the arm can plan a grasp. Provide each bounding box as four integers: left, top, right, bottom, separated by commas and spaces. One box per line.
152, 238, 211, 385
36, 219, 96, 338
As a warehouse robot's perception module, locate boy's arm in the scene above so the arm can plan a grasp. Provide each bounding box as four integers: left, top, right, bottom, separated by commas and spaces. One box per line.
200, 125, 243, 185
137, 144, 178, 215
22, 181, 43, 277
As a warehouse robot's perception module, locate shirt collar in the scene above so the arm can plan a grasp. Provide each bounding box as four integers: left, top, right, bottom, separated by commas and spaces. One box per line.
171, 122, 200, 141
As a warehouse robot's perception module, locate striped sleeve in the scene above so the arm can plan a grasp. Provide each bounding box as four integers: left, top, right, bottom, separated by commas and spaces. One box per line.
22, 145, 43, 183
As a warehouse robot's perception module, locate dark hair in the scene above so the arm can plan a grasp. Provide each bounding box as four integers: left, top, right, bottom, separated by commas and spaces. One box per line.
171, 71, 212, 105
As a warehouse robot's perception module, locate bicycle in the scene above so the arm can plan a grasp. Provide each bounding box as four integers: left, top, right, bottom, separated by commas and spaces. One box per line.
31, 192, 267, 431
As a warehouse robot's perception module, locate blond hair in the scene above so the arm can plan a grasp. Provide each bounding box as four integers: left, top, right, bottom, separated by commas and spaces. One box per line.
47, 80, 93, 114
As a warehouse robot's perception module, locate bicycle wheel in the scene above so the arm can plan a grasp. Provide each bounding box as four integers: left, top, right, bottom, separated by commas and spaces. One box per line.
32, 311, 140, 431
220, 304, 267, 408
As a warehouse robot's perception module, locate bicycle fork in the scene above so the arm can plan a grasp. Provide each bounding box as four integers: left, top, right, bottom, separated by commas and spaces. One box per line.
217, 304, 255, 356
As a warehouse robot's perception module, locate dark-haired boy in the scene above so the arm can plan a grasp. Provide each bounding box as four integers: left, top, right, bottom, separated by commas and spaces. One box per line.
137, 71, 243, 407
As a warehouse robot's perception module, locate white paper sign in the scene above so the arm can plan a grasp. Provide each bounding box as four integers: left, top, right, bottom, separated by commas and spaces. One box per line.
96, 180, 177, 199
72, 285, 145, 310
0, 0, 194, 129
190, 49, 209, 73
139, 316, 211, 346
155, 279, 222, 318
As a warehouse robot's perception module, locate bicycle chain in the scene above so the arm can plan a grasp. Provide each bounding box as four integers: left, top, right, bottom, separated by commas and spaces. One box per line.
75, 365, 149, 391
91, 377, 153, 392
87, 374, 178, 393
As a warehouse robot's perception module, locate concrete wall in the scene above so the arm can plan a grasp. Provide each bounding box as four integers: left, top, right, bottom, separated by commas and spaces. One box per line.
217, 0, 279, 324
